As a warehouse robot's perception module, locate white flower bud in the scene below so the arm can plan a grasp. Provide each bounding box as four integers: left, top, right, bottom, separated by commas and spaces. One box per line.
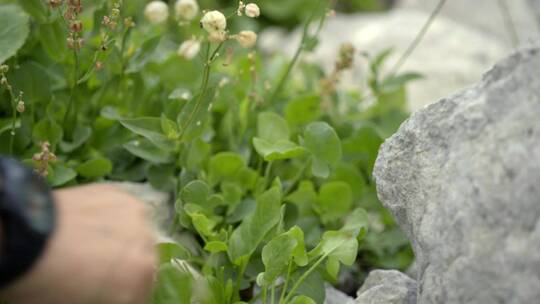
144, 1, 169, 25
175, 0, 199, 21
200, 10, 227, 34
245, 3, 260, 18
235, 30, 257, 48
178, 39, 201, 59
208, 31, 227, 43
16, 101, 25, 113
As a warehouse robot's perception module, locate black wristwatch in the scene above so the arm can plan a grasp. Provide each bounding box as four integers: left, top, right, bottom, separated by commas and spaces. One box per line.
0, 157, 56, 289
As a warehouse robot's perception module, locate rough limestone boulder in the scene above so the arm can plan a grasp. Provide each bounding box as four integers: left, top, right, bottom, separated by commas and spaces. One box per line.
356, 270, 417, 304
373, 46, 540, 303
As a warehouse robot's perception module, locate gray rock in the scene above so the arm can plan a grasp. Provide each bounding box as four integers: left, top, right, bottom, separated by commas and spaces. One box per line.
373, 46, 540, 303
259, 10, 505, 111
325, 284, 355, 304
356, 270, 417, 304
398, 0, 540, 47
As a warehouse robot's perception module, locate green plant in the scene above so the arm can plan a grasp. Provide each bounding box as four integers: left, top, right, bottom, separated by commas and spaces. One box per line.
0, 0, 422, 303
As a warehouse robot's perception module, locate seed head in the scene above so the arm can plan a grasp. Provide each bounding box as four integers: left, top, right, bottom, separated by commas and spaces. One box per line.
16, 100, 25, 113
48, 0, 63, 8
245, 3, 260, 18
178, 39, 201, 60
175, 0, 199, 21
111, 8, 120, 18
124, 17, 136, 28
200, 10, 227, 34
235, 30, 257, 48
0, 64, 8, 74
70, 20, 83, 33
237, 1, 245, 16
144, 1, 170, 25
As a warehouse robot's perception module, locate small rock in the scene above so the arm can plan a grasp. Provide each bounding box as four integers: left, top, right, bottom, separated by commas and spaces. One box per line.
374, 46, 540, 303
356, 270, 417, 304
325, 284, 355, 304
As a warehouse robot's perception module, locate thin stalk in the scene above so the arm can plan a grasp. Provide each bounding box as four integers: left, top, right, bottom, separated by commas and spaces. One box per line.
77, 38, 116, 85
119, 27, 131, 73
268, 0, 328, 103
231, 258, 248, 303
282, 255, 326, 304
63, 50, 80, 135
263, 160, 274, 188
270, 283, 276, 304
262, 286, 268, 304
496, 0, 519, 47
278, 261, 294, 304
178, 42, 223, 140
7, 88, 17, 154
283, 159, 311, 196
388, 0, 447, 75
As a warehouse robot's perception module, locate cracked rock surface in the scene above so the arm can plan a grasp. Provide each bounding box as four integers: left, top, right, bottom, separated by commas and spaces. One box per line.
373, 46, 540, 303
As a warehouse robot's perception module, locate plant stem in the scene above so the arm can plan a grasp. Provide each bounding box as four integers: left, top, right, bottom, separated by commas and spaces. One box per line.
63, 50, 80, 136
278, 261, 294, 304
262, 286, 268, 304
231, 258, 248, 303
283, 159, 311, 196
271, 283, 276, 304
7, 87, 17, 155
119, 27, 131, 73
496, 0, 519, 47
388, 0, 447, 76
282, 255, 326, 304
178, 42, 223, 141
268, 0, 328, 103
263, 160, 274, 188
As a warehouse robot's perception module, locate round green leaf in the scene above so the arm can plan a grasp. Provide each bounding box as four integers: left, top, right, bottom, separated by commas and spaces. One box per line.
317, 181, 352, 224
253, 138, 306, 161
76, 157, 113, 179
257, 112, 290, 143
32, 118, 63, 147
303, 122, 342, 178
208, 152, 244, 186
0, 4, 29, 64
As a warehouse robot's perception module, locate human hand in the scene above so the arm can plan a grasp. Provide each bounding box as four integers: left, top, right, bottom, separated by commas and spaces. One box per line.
1, 184, 157, 304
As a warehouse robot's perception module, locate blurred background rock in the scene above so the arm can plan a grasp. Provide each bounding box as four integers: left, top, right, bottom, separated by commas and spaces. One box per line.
257, 0, 540, 111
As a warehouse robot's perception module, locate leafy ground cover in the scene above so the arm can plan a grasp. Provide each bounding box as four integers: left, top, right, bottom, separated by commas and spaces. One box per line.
0, 0, 419, 303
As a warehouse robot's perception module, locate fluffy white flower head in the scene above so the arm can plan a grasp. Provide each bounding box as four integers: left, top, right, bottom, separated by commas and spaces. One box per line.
144, 1, 169, 24
178, 39, 201, 59
245, 3, 260, 18
235, 30, 257, 48
175, 0, 199, 21
200, 10, 227, 34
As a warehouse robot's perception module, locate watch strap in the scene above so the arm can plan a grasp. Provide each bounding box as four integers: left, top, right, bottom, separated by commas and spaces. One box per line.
0, 157, 56, 289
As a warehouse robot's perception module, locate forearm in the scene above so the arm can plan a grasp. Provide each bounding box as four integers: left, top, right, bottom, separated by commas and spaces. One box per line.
1, 185, 156, 304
